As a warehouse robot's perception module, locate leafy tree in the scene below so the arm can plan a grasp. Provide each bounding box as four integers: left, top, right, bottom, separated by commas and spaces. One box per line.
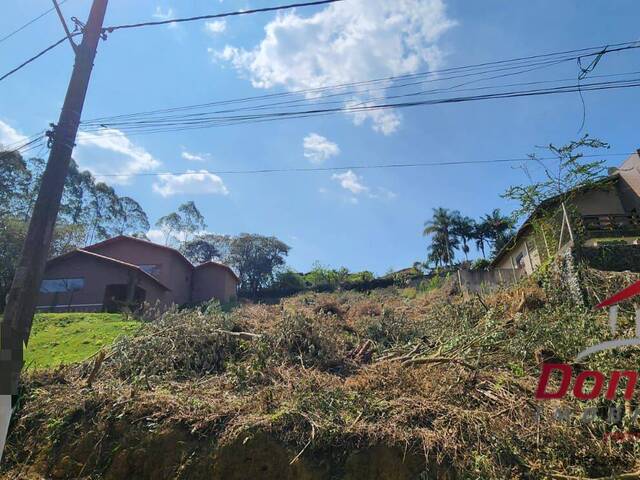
177, 201, 206, 241
117, 197, 150, 236
0, 150, 29, 219
452, 215, 475, 261
426, 234, 455, 268
60, 161, 94, 225
86, 182, 122, 244
155, 212, 182, 246
181, 236, 220, 264
473, 221, 491, 259
481, 208, 515, 255
226, 234, 290, 296
503, 134, 609, 217
0, 217, 27, 311
274, 269, 306, 290
156, 201, 206, 247
423, 207, 459, 266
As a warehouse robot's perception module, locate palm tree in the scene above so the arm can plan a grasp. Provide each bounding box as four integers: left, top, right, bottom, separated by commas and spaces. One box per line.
482, 209, 516, 255
473, 221, 491, 259
452, 215, 475, 261
423, 208, 459, 266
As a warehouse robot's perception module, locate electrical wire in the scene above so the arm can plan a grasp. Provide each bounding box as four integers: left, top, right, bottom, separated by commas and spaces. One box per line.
0, 136, 46, 161
82, 40, 640, 126
77, 76, 640, 138
90, 152, 635, 178
0, 0, 68, 45
102, 0, 344, 33
0, 34, 79, 83
78, 41, 640, 138
0, 0, 340, 84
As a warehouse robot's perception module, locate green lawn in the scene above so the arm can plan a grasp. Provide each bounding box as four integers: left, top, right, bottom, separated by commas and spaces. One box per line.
23, 313, 140, 369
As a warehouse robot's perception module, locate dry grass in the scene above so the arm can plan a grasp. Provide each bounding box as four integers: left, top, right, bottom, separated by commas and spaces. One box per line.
3, 269, 640, 479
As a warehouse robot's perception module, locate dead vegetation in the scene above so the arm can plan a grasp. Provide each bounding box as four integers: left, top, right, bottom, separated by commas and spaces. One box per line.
3, 265, 640, 479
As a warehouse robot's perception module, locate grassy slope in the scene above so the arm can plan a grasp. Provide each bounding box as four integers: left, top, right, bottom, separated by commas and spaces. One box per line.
24, 313, 140, 369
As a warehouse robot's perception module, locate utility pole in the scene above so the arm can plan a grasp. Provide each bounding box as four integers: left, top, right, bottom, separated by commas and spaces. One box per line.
0, 0, 109, 463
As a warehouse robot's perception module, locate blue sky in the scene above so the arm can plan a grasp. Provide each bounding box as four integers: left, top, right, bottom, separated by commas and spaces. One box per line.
2, 0, 640, 274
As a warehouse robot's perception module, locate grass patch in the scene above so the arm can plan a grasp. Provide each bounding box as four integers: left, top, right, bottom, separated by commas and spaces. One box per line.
24, 312, 140, 369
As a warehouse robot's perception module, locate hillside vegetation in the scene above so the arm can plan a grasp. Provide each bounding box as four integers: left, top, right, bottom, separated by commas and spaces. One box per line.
3, 265, 640, 479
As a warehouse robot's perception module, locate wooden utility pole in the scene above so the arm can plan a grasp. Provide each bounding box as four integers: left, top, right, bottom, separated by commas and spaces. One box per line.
0, 0, 109, 462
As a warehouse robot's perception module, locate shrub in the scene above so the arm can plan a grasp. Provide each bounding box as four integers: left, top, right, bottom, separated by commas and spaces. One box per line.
274, 269, 306, 290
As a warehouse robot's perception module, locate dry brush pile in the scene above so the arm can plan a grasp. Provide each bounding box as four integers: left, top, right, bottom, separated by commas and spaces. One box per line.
3, 265, 640, 479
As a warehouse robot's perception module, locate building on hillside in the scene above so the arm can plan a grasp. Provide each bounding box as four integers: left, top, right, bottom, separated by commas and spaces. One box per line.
36, 235, 239, 312
491, 150, 640, 275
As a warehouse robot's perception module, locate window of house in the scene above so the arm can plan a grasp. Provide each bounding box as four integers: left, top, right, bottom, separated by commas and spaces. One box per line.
40, 278, 84, 293
139, 264, 161, 277
515, 252, 525, 269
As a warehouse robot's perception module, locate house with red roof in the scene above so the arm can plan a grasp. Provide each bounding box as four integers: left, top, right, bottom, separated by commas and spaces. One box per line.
36, 235, 239, 312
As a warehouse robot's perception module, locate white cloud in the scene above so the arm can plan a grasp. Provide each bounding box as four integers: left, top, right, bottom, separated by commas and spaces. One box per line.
181, 151, 209, 162
152, 170, 229, 197
215, 0, 455, 134
0, 120, 28, 148
76, 129, 161, 184
146, 229, 165, 244
303, 133, 339, 164
330, 170, 397, 202
331, 170, 368, 194
153, 6, 178, 28
370, 187, 398, 200
205, 20, 226, 34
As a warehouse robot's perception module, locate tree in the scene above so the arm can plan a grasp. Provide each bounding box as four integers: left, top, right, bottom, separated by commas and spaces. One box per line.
177, 201, 206, 241
503, 134, 609, 218
226, 234, 290, 295
155, 213, 180, 246
117, 197, 150, 237
181, 236, 220, 264
86, 182, 121, 244
452, 215, 475, 261
481, 209, 515, 255
473, 221, 491, 259
423, 207, 459, 266
156, 201, 206, 247
0, 150, 29, 219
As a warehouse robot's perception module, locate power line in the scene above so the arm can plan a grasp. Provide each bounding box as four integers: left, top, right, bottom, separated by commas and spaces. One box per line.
0, 35, 79, 83
80, 69, 640, 132
82, 39, 640, 125
77, 75, 640, 138
102, 0, 344, 33
0, 0, 68, 45
91, 152, 635, 178
0, 136, 46, 161
0, 0, 341, 85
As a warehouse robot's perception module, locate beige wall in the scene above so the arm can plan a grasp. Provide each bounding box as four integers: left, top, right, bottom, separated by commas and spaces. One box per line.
494, 229, 542, 275
37, 254, 169, 312
570, 187, 626, 216
617, 153, 640, 212
192, 264, 238, 303
88, 239, 193, 304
